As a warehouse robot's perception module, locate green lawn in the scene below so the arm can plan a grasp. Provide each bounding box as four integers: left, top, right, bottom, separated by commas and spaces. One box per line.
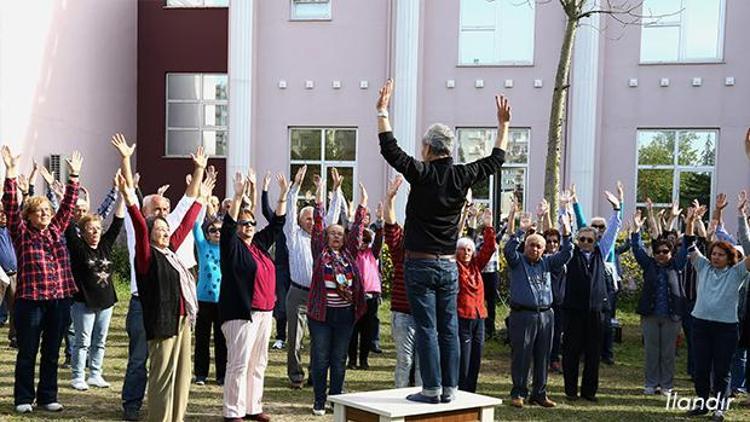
0, 295, 748, 421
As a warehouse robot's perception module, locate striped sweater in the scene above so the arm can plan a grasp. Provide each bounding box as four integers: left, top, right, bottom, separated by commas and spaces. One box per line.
385, 223, 410, 314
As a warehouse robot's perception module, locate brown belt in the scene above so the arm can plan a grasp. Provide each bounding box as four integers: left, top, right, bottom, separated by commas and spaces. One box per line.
404, 250, 456, 261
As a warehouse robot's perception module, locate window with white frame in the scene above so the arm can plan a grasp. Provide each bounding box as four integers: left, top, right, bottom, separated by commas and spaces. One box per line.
458, 0, 535, 65
456, 128, 529, 218
289, 127, 356, 202
166, 74, 228, 157
636, 129, 717, 217
640, 0, 725, 63
291, 0, 331, 20
165, 0, 228, 7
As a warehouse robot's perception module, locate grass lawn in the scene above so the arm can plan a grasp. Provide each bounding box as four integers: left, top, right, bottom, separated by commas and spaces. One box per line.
0, 293, 748, 421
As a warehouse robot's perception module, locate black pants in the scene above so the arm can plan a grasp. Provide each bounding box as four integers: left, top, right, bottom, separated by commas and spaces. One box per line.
692, 317, 738, 404
15, 298, 71, 406
550, 304, 562, 364
601, 291, 618, 361
562, 309, 605, 398
194, 301, 227, 380
458, 317, 485, 392
482, 272, 498, 337
348, 295, 379, 366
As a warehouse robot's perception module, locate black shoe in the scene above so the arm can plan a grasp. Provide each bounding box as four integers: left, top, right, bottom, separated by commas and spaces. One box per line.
686, 407, 709, 417
371, 345, 383, 354
217, 377, 224, 386
123, 408, 141, 421
358, 363, 370, 370
306, 377, 313, 387
602, 358, 615, 366
9, 337, 17, 349
347, 363, 357, 370
581, 395, 598, 402
406, 393, 439, 404
565, 395, 579, 401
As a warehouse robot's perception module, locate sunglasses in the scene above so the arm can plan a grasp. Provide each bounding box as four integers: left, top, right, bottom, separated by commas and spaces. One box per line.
238, 220, 257, 227
591, 224, 606, 230
546, 238, 560, 244
208, 227, 222, 234
578, 237, 595, 244
654, 249, 671, 255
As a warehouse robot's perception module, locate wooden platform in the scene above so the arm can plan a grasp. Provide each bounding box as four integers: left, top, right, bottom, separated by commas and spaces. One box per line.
327, 387, 503, 422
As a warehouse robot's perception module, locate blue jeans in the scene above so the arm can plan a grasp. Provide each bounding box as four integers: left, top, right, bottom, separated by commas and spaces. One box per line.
122, 296, 148, 411
71, 302, 113, 380
392, 311, 421, 388
731, 347, 747, 392
404, 258, 459, 397
309, 306, 355, 410
14, 298, 71, 406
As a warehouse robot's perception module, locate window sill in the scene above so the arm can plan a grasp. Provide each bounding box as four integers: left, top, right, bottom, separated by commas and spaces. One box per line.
639, 60, 725, 66
162, 155, 227, 159
289, 17, 332, 22
163, 6, 228, 9
456, 63, 535, 68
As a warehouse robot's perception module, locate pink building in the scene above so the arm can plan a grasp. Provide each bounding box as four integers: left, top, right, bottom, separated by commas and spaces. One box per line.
3, 0, 749, 224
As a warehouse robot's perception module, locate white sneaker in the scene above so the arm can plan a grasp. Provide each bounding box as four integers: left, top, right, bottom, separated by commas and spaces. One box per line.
272, 339, 285, 350
87, 375, 110, 388
41, 402, 64, 412
661, 388, 673, 396
15, 404, 32, 414
71, 378, 89, 391
312, 408, 325, 416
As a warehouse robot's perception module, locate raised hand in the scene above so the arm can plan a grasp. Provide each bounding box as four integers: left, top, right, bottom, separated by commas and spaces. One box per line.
519, 212, 534, 232
114, 169, 128, 194
482, 208, 493, 227
200, 174, 216, 200
17, 174, 29, 193
739, 190, 748, 214
51, 180, 64, 201
233, 171, 244, 197
716, 192, 728, 210
1, 146, 20, 177
262, 171, 272, 192
294, 165, 307, 187
495, 94, 511, 126
604, 190, 620, 210
685, 206, 696, 221
536, 198, 549, 218
560, 189, 574, 207
386, 174, 403, 199
359, 182, 368, 208
569, 184, 578, 203
38, 165, 54, 186
645, 197, 654, 212
376, 79, 393, 112
670, 202, 682, 218
375, 201, 384, 221
632, 210, 645, 232
559, 210, 572, 236
133, 172, 141, 188
330, 167, 344, 191
190, 145, 208, 169
617, 180, 624, 203
746, 128, 750, 161
111, 133, 135, 157
276, 172, 290, 197
247, 168, 257, 187
66, 151, 83, 176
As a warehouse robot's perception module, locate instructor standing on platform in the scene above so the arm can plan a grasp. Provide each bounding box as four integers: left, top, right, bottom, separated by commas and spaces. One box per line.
376, 79, 510, 403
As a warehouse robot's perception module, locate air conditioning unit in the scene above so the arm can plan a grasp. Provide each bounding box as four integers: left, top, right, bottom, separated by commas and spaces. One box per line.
48, 154, 62, 181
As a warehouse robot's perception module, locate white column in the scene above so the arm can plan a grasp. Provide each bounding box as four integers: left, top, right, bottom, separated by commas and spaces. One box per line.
391, 0, 421, 221
568, 4, 601, 218
227, 0, 254, 190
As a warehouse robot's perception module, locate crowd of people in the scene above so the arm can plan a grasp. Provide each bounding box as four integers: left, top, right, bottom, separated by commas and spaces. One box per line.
0, 80, 748, 422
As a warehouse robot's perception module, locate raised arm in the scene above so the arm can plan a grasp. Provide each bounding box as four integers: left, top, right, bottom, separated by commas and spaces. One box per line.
738, 191, 750, 253
284, 165, 306, 240
185, 145, 208, 198
228, 171, 247, 222
260, 171, 274, 223
326, 168, 344, 226
494, 94, 512, 151
345, 183, 368, 257
1, 146, 23, 236
111, 133, 135, 189
384, 175, 402, 226
598, 190, 623, 257
96, 186, 119, 219
311, 183, 326, 261
117, 171, 152, 274
50, 151, 82, 233
376, 79, 393, 134
629, 211, 652, 268
474, 210, 497, 270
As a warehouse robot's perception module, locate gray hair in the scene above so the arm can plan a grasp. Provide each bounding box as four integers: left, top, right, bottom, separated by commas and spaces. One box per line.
456, 237, 475, 253
422, 123, 455, 157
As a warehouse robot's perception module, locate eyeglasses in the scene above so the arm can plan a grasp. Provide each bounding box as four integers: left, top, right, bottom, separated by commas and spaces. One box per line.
578, 237, 595, 244
208, 227, 222, 234
238, 220, 257, 227
654, 249, 671, 255
546, 238, 560, 244
591, 224, 606, 230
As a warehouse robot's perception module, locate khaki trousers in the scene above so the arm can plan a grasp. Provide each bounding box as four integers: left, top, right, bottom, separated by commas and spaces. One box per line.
147, 316, 191, 422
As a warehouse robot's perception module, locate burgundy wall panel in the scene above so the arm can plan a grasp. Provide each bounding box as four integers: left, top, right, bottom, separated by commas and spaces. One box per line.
137, 0, 228, 201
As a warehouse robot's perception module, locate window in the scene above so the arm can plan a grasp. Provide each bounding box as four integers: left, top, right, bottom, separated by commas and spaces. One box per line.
291, 0, 331, 20
458, 0, 535, 65
289, 127, 357, 202
636, 129, 717, 214
165, 0, 229, 7
640, 0, 725, 63
166, 73, 228, 157
456, 128, 529, 218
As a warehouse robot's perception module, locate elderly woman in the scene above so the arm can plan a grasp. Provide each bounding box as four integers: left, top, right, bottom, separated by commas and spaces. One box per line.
684, 206, 750, 420
120, 156, 206, 422
376, 80, 509, 404
219, 170, 288, 422
631, 211, 687, 396
308, 171, 367, 416
2, 146, 82, 414
65, 175, 126, 392
455, 209, 496, 393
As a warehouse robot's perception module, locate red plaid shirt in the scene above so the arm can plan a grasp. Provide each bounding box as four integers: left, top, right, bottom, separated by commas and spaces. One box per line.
3, 177, 79, 301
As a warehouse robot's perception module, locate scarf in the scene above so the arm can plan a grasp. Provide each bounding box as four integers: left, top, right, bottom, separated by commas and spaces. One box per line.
155, 246, 198, 325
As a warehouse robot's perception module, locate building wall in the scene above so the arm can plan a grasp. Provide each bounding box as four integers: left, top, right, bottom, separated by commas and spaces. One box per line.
0, 0, 136, 204
137, 0, 228, 202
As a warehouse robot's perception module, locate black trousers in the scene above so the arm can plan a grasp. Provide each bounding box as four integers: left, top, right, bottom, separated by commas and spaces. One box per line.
482, 272, 498, 337
562, 309, 605, 398
348, 295, 379, 366
601, 291, 618, 361
194, 301, 227, 380
458, 317, 484, 392
692, 317, 738, 404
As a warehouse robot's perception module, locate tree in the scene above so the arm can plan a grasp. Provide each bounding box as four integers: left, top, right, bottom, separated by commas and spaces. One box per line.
543, 0, 671, 207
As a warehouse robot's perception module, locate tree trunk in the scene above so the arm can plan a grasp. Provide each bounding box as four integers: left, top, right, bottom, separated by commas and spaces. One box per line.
543, 14, 579, 210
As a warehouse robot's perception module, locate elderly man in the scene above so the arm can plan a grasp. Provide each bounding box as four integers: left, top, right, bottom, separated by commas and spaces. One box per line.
504, 200, 573, 408
562, 189, 622, 402
284, 165, 344, 389
376, 79, 510, 403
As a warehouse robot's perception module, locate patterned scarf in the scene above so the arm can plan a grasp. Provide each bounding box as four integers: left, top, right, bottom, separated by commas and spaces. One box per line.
155, 246, 198, 326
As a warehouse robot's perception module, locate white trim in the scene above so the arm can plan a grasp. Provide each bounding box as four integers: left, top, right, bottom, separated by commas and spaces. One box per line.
227, 0, 254, 190
290, 0, 332, 21
288, 126, 358, 200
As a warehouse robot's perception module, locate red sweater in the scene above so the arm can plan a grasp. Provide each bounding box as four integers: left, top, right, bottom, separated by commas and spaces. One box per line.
457, 226, 496, 319
385, 223, 410, 314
